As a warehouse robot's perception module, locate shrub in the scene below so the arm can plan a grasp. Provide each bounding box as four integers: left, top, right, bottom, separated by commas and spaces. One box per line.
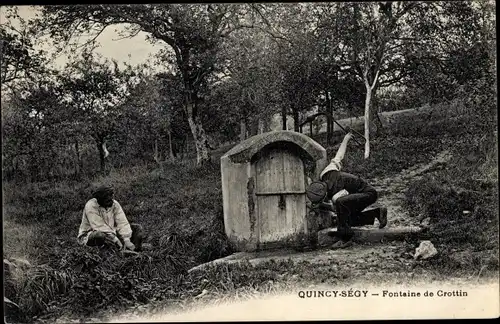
403, 130, 498, 272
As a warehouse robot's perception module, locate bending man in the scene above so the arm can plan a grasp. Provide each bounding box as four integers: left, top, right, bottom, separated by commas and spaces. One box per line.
308, 131, 388, 249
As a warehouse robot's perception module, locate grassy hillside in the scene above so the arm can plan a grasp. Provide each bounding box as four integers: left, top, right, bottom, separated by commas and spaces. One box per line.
3, 104, 498, 323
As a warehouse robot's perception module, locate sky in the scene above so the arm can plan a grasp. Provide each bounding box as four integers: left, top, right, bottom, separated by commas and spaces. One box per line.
1, 5, 166, 71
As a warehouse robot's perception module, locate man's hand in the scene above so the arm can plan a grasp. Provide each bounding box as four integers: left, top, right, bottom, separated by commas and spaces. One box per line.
319, 201, 335, 212
333, 189, 349, 203
104, 233, 123, 249
123, 240, 136, 251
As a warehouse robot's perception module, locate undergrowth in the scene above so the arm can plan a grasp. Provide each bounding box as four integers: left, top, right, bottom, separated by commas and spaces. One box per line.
3, 161, 234, 323
403, 117, 498, 274
3, 104, 498, 323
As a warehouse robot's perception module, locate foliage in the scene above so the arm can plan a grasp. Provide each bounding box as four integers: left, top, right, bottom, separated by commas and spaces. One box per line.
36, 4, 268, 165
1, 78, 70, 182
402, 112, 498, 272
0, 7, 46, 90
2, 2, 496, 179
58, 51, 136, 172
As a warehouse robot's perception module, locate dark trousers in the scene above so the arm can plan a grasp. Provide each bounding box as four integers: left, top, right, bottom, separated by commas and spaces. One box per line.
335, 187, 380, 241
87, 223, 144, 251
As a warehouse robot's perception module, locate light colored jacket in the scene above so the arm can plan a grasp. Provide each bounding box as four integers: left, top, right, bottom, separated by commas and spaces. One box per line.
320, 157, 349, 203
77, 198, 133, 245
320, 157, 343, 179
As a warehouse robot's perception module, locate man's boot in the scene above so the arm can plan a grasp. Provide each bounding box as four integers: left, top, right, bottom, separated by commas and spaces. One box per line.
377, 207, 388, 229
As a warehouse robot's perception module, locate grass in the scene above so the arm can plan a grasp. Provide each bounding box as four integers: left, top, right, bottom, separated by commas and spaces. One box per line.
3, 160, 234, 322
3, 220, 41, 264
402, 117, 499, 274
3, 101, 499, 323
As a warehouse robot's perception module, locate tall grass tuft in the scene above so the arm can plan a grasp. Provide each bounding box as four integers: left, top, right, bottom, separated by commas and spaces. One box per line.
5, 263, 73, 321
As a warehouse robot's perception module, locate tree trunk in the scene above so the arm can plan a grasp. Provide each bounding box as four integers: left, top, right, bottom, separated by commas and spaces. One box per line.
363, 62, 381, 159
281, 106, 287, 130
249, 119, 259, 137
184, 100, 211, 166
292, 106, 300, 132
258, 118, 265, 134
373, 108, 384, 136
168, 130, 175, 160
97, 139, 106, 174
185, 104, 210, 166
74, 138, 81, 177
153, 138, 161, 164
371, 87, 384, 136
240, 118, 247, 141
364, 84, 372, 159
260, 115, 272, 134
180, 137, 187, 159
326, 90, 333, 145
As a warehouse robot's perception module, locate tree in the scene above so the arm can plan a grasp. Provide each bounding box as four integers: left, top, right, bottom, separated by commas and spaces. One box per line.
276, 34, 322, 132
220, 26, 282, 140
403, 1, 493, 105
37, 4, 261, 166
336, 1, 492, 159
250, 3, 320, 132
1, 77, 71, 181
0, 7, 45, 92
336, 2, 419, 158
155, 72, 188, 161
293, 3, 360, 143
59, 51, 134, 174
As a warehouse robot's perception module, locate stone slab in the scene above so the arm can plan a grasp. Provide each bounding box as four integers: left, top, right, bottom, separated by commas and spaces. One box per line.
187, 243, 406, 274
188, 226, 427, 274
318, 226, 427, 247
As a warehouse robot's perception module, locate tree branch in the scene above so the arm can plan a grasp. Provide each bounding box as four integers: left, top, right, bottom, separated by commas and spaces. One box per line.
111, 27, 142, 41
378, 73, 408, 87
249, 3, 294, 45
74, 25, 107, 50
370, 67, 380, 90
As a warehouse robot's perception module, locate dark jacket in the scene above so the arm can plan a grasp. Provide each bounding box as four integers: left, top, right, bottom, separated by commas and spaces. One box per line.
321, 170, 375, 200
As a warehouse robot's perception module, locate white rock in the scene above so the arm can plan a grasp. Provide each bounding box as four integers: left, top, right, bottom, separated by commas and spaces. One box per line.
414, 241, 438, 260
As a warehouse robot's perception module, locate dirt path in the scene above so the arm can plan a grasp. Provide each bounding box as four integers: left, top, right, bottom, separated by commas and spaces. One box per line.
370, 149, 453, 228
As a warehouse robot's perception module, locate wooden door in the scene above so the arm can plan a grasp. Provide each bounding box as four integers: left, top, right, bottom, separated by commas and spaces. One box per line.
254, 147, 307, 245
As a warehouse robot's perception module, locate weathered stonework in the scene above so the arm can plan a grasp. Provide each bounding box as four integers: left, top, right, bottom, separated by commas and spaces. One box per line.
317, 226, 426, 247
221, 131, 328, 252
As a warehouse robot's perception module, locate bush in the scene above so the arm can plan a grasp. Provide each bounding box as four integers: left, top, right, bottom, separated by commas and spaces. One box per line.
403, 130, 498, 272
404, 177, 463, 219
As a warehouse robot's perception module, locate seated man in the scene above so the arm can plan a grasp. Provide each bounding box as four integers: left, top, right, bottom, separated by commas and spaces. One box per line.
77, 185, 144, 251
307, 131, 388, 249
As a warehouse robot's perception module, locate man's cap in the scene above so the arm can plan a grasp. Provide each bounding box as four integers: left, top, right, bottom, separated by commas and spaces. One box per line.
92, 185, 114, 200
306, 181, 328, 203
